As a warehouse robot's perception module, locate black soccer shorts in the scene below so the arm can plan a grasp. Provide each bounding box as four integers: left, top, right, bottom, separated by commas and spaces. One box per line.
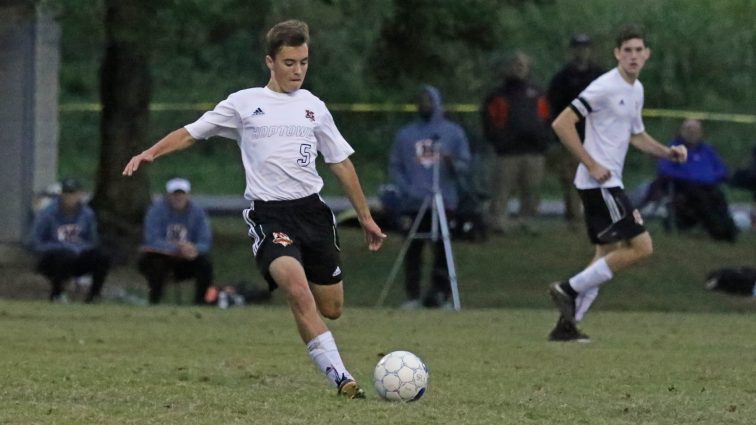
243, 194, 343, 291
578, 187, 647, 245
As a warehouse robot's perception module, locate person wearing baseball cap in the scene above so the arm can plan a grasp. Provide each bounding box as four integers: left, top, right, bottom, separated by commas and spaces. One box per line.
546, 32, 607, 234
165, 177, 191, 194
28, 178, 111, 303
138, 177, 213, 305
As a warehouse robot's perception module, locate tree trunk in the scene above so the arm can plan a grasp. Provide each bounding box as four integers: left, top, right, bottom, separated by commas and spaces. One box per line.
90, 0, 153, 264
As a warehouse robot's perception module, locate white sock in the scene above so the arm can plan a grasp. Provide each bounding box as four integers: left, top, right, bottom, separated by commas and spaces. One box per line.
575, 287, 599, 322
569, 257, 614, 293
306, 331, 353, 387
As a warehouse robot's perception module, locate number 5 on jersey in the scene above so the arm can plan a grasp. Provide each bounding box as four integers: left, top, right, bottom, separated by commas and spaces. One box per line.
298, 144, 313, 166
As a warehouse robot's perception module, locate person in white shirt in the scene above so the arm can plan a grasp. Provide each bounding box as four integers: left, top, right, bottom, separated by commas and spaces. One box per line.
123, 20, 385, 399
547, 24, 687, 342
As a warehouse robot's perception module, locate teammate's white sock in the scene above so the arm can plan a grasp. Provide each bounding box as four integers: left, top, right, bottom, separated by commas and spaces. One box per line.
575, 286, 599, 322
306, 331, 353, 387
569, 257, 614, 293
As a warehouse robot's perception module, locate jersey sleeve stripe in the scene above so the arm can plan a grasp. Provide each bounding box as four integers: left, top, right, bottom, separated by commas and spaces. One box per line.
570, 96, 592, 118
578, 96, 592, 113
569, 103, 583, 117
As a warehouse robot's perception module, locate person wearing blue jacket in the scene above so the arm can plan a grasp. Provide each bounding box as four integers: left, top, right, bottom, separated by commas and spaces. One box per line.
138, 178, 213, 304
389, 85, 471, 308
657, 119, 737, 241
28, 178, 111, 303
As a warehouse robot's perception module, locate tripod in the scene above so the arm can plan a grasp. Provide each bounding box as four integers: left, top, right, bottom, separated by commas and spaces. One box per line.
375, 142, 462, 310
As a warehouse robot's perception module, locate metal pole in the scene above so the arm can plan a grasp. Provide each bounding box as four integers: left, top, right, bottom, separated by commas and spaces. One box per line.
435, 191, 461, 311
375, 197, 432, 307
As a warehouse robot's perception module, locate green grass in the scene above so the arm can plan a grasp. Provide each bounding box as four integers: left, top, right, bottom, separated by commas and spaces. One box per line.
1, 217, 754, 423
0, 303, 755, 424
205, 217, 756, 313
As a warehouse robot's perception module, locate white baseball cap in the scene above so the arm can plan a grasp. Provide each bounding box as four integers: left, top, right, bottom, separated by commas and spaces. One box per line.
166, 177, 191, 193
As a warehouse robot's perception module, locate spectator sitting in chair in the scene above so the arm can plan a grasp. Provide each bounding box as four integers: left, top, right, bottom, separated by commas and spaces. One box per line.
28, 178, 111, 303
655, 118, 737, 242
138, 177, 213, 305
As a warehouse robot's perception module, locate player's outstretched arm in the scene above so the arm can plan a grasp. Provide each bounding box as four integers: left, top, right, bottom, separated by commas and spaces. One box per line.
328, 158, 387, 252
552, 107, 610, 183
122, 128, 196, 176
630, 132, 688, 163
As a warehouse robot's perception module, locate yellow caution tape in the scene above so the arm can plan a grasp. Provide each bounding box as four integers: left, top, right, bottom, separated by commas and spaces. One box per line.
59, 102, 755, 123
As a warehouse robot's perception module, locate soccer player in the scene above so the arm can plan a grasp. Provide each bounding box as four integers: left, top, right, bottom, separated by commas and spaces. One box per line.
123, 20, 386, 398
547, 24, 687, 342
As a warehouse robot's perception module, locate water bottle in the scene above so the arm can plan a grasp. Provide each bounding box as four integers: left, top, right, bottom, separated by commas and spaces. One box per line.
218, 291, 229, 309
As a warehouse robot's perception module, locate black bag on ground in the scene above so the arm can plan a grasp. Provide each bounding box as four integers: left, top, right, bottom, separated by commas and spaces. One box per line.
705, 267, 756, 296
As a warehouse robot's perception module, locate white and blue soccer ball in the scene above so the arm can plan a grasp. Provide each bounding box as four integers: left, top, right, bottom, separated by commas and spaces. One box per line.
373, 350, 428, 401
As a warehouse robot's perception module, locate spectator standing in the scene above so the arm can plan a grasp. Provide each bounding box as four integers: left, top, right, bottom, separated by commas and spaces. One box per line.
123, 20, 385, 399
28, 178, 111, 303
482, 51, 551, 234
656, 118, 737, 241
547, 34, 605, 229
138, 177, 213, 305
389, 85, 471, 309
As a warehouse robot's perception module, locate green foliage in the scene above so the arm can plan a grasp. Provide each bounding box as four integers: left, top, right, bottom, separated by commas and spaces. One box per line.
368, 0, 502, 101
53, 0, 755, 197
55, 0, 756, 108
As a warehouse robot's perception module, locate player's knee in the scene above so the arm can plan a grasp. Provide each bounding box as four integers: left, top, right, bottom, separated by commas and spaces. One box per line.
634, 237, 653, 259
320, 302, 343, 320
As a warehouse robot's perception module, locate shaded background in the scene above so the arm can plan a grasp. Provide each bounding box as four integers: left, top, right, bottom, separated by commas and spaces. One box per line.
55, 0, 755, 194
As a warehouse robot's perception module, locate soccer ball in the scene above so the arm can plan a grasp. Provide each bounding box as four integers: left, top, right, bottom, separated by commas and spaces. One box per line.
373, 350, 428, 401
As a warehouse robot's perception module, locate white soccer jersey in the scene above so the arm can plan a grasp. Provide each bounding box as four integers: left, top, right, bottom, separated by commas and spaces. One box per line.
185, 87, 355, 201
570, 68, 645, 189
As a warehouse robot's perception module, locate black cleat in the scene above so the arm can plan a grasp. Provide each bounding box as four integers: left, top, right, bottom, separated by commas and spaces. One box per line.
549, 282, 577, 324
548, 316, 591, 343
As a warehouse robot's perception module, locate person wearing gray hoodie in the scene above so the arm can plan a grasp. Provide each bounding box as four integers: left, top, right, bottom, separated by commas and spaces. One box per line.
389, 85, 471, 308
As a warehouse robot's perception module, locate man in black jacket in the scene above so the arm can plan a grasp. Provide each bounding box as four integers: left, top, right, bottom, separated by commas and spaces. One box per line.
482, 51, 551, 234
547, 34, 605, 230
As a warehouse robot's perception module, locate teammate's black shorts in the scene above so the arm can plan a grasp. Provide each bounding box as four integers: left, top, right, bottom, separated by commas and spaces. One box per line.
578, 187, 647, 245
243, 194, 343, 291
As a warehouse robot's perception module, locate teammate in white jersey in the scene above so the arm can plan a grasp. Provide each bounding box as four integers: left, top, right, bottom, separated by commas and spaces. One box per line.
547, 24, 687, 342
123, 20, 385, 398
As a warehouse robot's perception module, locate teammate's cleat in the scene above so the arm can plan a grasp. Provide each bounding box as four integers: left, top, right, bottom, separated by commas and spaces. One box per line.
337, 379, 366, 399
549, 282, 577, 324
548, 316, 591, 343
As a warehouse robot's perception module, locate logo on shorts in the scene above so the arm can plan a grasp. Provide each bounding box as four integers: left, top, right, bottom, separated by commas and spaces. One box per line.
332, 266, 341, 277
305, 109, 315, 122
272, 232, 294, 247
633, 209, 644, 225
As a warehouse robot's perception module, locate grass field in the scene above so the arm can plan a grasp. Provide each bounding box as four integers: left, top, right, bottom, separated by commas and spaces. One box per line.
1, 304, 755, 424
208, 217, 756, 313
1, 218, 754, 424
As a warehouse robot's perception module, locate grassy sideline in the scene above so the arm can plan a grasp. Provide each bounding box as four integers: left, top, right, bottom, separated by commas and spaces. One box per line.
0, 218, 754, 423
208, 217, 756, 313
1, 304, 755, 424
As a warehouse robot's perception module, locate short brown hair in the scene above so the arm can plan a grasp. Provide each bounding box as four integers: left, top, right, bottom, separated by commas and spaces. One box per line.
615, 23, 647, 48
266, 20, 309, 58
